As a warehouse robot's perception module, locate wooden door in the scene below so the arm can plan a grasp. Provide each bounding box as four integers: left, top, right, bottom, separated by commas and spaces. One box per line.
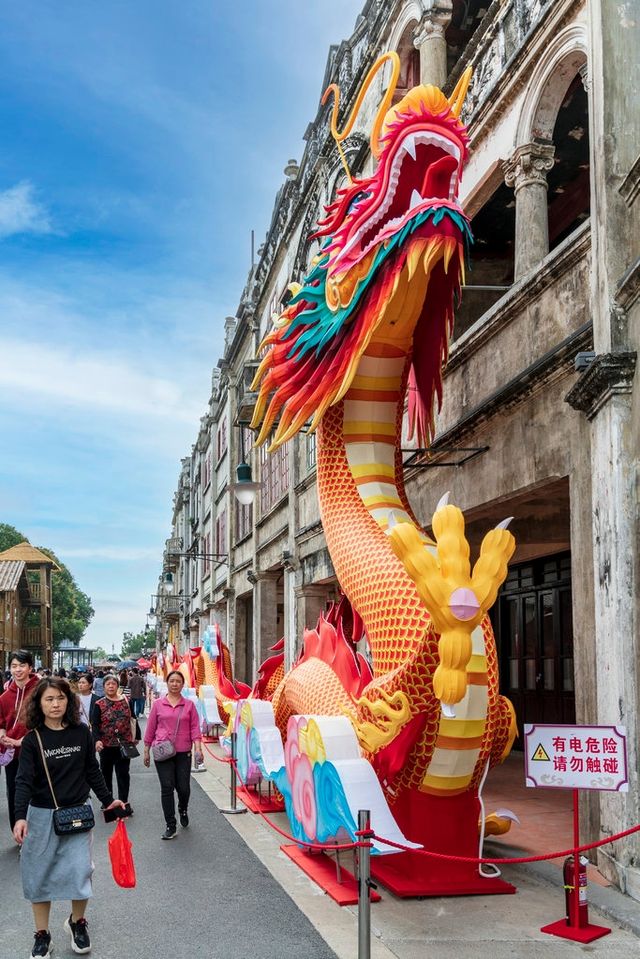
496, 554, 575, 742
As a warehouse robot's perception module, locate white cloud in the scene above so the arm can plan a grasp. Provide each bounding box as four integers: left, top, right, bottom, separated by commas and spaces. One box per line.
0, 181, 53, 239
0, 339, 202, 424
58, 546, 159, 562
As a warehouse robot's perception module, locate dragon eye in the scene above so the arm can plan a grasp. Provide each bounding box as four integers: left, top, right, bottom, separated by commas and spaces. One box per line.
348, 191, 370, 213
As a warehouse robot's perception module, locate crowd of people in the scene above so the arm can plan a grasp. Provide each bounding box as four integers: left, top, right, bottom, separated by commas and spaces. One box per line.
0, 650, 205, 958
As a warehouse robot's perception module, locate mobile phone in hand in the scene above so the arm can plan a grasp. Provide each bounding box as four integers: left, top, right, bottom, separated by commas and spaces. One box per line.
103, 803, 133, 823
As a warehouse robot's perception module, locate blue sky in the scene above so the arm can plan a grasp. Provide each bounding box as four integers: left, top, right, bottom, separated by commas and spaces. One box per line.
0, 1, 363, 654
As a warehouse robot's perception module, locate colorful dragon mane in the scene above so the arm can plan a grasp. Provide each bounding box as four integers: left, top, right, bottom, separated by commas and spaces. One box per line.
248, 53, 517, 885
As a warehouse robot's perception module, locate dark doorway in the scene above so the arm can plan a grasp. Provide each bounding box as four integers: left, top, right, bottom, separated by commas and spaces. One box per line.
494, 552, 575, 743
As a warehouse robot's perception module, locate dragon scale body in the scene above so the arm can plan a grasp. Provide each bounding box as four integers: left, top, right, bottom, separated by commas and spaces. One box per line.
254, 62, 516, 826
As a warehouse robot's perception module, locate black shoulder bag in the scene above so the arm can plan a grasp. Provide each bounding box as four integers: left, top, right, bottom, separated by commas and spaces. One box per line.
34, 729, 95, 836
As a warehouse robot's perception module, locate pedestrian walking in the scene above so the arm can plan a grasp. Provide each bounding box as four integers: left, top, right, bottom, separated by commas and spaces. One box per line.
128, 668, 146, 718
91, 675, 140, 809
76, 674, 99, 729
118, 669, 131, 700
92, 672, 105, 698
143, 670, 203, 840
0, 649, 40, 833
13, 677, 125, 958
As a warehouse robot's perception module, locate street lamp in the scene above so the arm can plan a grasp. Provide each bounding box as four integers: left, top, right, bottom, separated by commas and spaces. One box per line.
231, 461, 261, 506
229, 424, 260, 506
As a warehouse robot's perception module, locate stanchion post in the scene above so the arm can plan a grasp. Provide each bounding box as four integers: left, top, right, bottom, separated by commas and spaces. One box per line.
357, 809, 373, 959
220, 732, 247, 816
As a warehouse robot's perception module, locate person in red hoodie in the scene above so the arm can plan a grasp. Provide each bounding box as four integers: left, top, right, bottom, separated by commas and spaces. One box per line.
0, 649, 39, 832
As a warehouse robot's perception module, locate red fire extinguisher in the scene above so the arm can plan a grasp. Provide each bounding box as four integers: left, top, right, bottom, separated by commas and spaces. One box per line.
563, 854, 589, 926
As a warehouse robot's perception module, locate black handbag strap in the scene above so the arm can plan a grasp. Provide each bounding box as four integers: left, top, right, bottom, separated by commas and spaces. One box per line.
34, 729, 59, 810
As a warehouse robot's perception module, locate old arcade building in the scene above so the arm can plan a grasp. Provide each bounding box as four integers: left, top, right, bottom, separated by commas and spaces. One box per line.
0, 542, 58, 668
157, 0, 638, 898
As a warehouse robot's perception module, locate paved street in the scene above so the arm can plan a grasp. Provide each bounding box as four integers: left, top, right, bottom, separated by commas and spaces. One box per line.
1, 732, 639, 959
0, 735, 337, 959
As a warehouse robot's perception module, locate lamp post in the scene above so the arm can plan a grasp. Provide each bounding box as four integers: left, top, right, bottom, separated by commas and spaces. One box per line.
230, 427, 261, 506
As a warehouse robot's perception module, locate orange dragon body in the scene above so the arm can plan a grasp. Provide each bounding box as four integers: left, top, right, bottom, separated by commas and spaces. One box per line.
249, 55, 517, 894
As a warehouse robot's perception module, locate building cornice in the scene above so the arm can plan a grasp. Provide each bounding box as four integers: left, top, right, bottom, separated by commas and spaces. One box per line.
564, 352, 637, 420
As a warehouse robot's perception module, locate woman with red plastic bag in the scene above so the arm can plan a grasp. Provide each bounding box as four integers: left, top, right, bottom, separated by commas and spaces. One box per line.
13, 677, 125, 958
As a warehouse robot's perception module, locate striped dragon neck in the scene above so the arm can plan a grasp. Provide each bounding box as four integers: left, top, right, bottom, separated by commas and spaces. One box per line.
343, 341, 417, 534
340, 343, 493, 798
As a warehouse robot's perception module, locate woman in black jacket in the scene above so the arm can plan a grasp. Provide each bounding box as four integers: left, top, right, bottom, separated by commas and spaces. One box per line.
13, 677, 124, 958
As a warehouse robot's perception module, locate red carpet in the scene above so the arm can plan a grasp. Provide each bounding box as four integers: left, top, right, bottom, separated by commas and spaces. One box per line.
370, 850, 515, 897
237, 786, 284, 814
281, 844, 381, 906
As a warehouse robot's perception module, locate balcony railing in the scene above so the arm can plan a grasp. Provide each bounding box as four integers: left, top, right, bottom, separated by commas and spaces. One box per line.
453, 285, 511, 341
165, 537, 183, 555
235, 360, 260, 425
22, 626, 44, 647
160, 597, 182, 618
449, 0, 553, 126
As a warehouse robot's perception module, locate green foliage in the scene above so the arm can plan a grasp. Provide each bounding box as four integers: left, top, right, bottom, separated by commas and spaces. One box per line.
39, 547, 95, 649
0, 523, 94, 649
121, 629, 156, 659
0, 523, 25, 552
91, 646, 110, 663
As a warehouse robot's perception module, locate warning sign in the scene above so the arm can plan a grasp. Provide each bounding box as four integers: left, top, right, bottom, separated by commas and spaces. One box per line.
524, 724, 628, 792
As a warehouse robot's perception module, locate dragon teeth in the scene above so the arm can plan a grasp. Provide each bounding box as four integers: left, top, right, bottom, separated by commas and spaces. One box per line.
410, 189, 422, 209
405, 136, 417, 161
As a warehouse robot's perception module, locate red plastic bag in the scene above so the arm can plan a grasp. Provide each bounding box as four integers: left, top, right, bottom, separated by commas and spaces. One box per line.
108, 819, 136, 888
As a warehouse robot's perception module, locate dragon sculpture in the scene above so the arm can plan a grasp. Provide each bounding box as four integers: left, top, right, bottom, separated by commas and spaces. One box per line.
248, 53, 517, 894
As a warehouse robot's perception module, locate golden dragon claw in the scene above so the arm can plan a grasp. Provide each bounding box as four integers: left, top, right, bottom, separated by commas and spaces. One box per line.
388, 501, 515, 709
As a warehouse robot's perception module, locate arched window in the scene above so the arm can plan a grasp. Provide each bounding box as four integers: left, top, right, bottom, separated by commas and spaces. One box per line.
393, 21, 421, 103
546, 74, 590, 250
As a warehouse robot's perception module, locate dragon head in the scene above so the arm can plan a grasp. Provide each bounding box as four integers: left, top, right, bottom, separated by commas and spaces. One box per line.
251, 55, 472, 449
317, 77, 470, 284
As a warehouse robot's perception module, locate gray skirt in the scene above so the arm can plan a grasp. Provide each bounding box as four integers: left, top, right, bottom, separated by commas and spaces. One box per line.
21, 804, 94, 903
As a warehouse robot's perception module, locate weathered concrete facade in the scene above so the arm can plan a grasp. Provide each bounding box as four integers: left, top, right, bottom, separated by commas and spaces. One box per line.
155, 0, 639, 898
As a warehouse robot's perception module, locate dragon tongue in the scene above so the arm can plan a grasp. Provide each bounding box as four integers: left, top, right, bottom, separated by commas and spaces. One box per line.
421, 154, 459, 200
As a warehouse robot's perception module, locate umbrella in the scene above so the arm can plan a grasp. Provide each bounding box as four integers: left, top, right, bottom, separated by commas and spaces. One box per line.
136, 658, 152, 669
117, 660, 138, 670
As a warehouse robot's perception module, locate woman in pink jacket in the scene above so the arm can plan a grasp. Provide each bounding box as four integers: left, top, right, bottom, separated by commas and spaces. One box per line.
143, 671, 203, 840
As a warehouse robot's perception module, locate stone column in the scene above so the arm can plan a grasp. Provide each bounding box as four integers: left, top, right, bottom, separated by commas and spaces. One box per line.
294, 584, 333, 653
253, 573, 279, 678
283, 568, 297, 671
566, 353, 639, 896
577, 0, 640, 899
413, 1, 452, 89
223, 587, 235, 667
503, 142, 555, 280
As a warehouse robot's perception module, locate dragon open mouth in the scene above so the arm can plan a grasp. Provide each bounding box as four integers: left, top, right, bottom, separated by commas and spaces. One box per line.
338, 130, 462, 266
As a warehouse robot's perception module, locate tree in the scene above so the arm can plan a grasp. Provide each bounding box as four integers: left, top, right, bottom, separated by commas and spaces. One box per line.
120, 629, 155, 660
0, 523, 25, 553
0, 523, 94, 649
39, 548, 94, 649
90, 646, 110, 663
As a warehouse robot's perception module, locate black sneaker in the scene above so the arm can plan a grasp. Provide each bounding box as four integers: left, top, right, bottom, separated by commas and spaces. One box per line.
64, 915, 91, 954
31, 930, 52, 958
162, 825, 177, 840
179, 809, 189, 828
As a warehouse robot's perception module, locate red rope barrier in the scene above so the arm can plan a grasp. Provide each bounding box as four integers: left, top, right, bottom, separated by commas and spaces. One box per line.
202, 741, 639, 865
372, 822, 640, 865
203, 741, 230, 764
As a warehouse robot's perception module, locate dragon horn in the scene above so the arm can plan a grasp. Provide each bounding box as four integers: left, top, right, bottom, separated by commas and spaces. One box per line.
322, 51, 400, 166
448, 66, 472, 118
